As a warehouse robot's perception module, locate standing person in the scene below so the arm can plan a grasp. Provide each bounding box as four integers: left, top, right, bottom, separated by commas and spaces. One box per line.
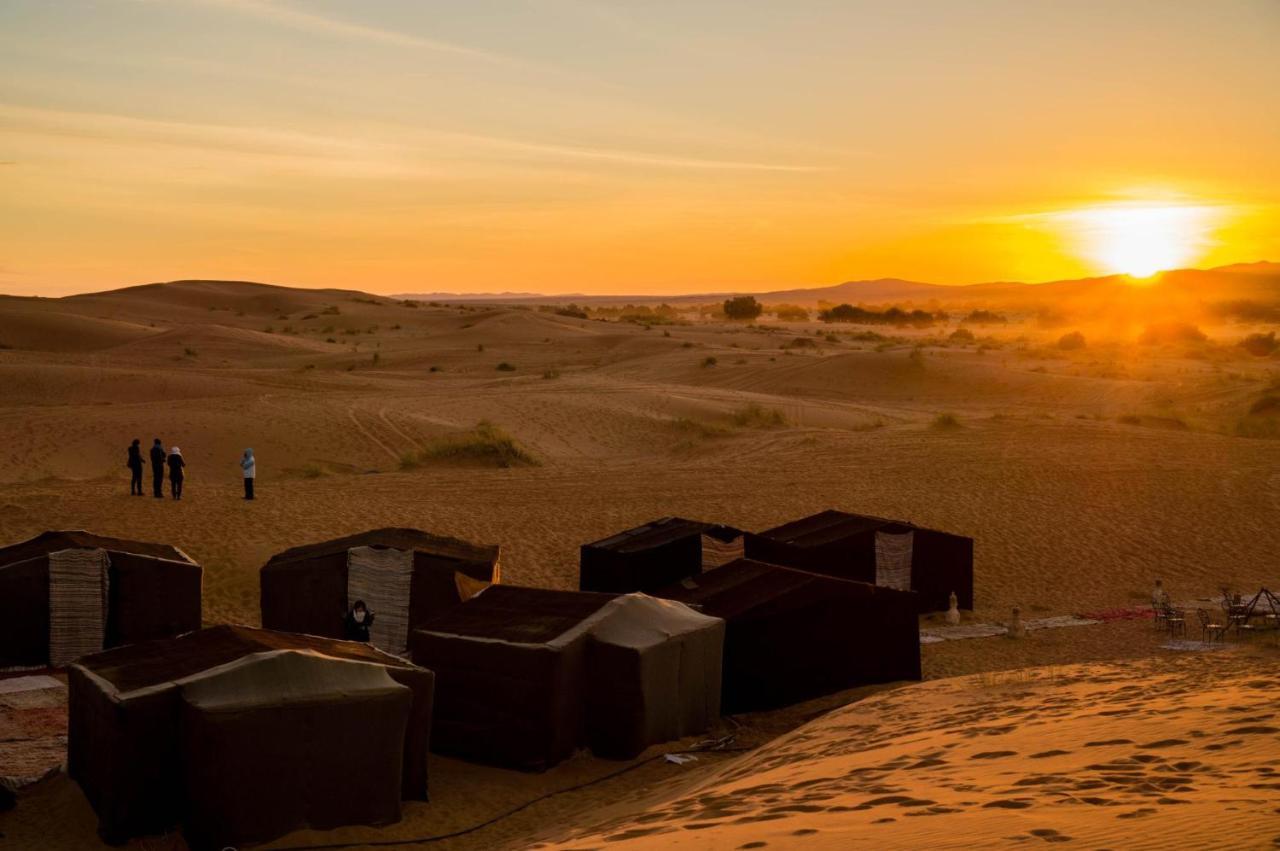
150, 438, 166, 498
240, 448, 256, 500
167, 446, 186, 500
126, 439, 145, 496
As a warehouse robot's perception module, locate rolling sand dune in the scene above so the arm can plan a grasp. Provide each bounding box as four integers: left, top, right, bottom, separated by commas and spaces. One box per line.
535, 649, 1280, 850
0, 279, 1277, 848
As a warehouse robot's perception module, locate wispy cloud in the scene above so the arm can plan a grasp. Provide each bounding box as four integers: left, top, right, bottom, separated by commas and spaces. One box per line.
191, 0, 514, 64
1, 103, 824, 175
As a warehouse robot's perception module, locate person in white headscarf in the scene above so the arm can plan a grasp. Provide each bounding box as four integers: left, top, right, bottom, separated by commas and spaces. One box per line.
240, 448, 256, 500
167, 446, 186, 500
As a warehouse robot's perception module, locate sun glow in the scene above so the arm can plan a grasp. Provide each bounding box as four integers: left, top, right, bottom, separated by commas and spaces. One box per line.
1052, 202, 1223, 279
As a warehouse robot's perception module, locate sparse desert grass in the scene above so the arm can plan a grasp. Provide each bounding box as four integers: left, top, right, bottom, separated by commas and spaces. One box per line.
496, 362, 516, 371
731, 403, 787, 428
670, 417, 732, 439
301, 463, 327, 479
702, 356, 718, 367
931, 412, 961, 430
542, 369, 560, 379
403, 421, 537, 468
1236, 396, 1280, 438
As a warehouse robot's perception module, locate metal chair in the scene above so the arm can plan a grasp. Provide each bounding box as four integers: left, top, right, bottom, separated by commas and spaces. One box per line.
1197, 608, 1226, 643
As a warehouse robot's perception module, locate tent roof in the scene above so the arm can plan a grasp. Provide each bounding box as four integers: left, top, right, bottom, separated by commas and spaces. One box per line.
660, 558, 911, 618
755, 510, 913, 548
414, 585, 616, 645
263, 527, 498, 570
0, 530, 192, 568
181, 650, 406, 711
584, 517, 739, 553
75, 625, 416, 696
587, 594, 722, 650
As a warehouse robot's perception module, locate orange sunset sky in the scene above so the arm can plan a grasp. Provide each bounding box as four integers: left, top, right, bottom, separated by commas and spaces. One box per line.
2, 0, 1278, 296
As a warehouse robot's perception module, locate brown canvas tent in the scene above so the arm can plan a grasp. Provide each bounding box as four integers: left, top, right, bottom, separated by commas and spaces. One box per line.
659, 558, 921, 712
744, 510, 973, 612
0, 530, 201, 669
412, 585, 723, 769
260, 527, 500, 656
580, 517, 744, 594
68, 625, 434, 847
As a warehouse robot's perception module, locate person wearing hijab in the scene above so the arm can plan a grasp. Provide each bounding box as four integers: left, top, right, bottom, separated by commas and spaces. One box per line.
344, 600, 374, 642
167, 446, 186, 500
240, 448, 256, 500
149, 438, 166, 498
126, 438, 145, 496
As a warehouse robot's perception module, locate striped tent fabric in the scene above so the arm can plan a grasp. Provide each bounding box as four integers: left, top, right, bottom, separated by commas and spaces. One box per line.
347, 546, 413, 656
874, 530, 913, 592
48, 548, 109, 666
700, 533, 744, 571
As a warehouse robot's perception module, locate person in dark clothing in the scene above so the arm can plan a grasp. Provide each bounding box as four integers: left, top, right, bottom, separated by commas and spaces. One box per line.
344, 600, 374, 642
150, 438, 166, 498
167, 446, 186, 500
126, 439, 145, 495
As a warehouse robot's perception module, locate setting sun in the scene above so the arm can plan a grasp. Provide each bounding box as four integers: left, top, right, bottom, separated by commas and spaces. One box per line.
1054, 202, 1224, 279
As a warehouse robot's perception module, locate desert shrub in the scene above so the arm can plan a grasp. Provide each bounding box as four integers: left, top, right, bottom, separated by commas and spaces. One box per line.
1236, 416, 1280, 439
723, 296, 763, 320
301, 463, 327, 478
1207, 300, 1280, 323
949, 328, 975, 343
663, 330, 671, 338
372, 352, 380, 365
301, 313, 318, 320
1249, 395, 1280, 416
325, 337, 337, 343
556, 304, 588, 319
542, 369, 560, 379
671, 417, 731, 439
1116, 414, 1142, 425
819, 304, 938, 326
681, 342, 694, 348
702, 356, 718, 367
1239, 332, 1278, 357
785, 337, 817, 349
400, 300, 420, 308
771, 304, 810, 321
731, 403, 787, 428
476, 343, 485, 352
1139, 321, 1206, 345
428, 365, 441, 372
496, 362, 516, 371
407, 421, 537, 468
931, 413, 961, 430
1057, 331, 1086, 350
321, 305, 341, 315
963, 309, 1007, 325
183, 347, 197, 357
908, 347, 926, 368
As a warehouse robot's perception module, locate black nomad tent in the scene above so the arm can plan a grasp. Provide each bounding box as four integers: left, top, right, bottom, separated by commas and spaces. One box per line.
659, 558, 921, 712
260, 527, 500, 656
68, 625, 434, 849
579, 517, 744, 594
744, 510, 973, 612
0, 530, 202, 670
412, 585, 723, 769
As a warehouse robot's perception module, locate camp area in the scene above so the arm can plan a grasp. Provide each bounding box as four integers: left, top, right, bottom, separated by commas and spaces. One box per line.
67, 624, 434, 850
0, 530, 202, 670
411, 585, 723, 770
579, 516, 744, 594
260, 526, 500, 655
660, 558, 921, 712
745, 509, 974, 612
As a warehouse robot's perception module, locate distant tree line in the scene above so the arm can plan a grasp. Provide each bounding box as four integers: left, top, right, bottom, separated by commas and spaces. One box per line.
817, 304, 944, 326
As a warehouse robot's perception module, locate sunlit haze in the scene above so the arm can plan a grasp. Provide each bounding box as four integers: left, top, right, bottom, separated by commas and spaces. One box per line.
2, 0, 1278, 295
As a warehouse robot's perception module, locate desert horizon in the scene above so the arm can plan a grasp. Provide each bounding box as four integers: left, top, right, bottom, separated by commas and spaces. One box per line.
3, 1, 1278, 849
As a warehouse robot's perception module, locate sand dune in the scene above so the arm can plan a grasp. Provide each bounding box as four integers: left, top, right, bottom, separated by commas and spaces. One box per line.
536, 649, 1280, 850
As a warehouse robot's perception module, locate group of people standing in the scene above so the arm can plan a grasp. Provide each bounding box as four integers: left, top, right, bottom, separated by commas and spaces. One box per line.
126, 440, 256, 500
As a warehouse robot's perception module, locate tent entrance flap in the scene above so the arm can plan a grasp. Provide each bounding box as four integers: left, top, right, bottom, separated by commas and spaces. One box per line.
49, 548, 109, 666
347, 546, 413, 656
874, 531, 913, 592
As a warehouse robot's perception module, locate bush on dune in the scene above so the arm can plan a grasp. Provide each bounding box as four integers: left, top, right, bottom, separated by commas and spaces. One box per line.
1057, 331, 1086, 350
731, 403, 787, 428
1138, 321, 1206, 345
1238, 332, 1277, 357
404, 422, 537, 468
931, 412, 961, 430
